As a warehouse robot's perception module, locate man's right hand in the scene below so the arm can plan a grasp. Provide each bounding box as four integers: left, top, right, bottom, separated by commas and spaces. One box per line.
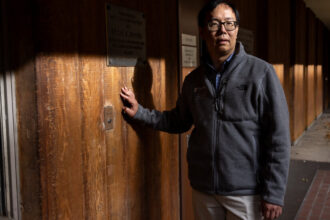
261, 200, 283, 220
120, 87, 139, 117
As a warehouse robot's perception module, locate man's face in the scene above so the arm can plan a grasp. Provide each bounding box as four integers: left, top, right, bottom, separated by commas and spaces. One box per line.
200, 4, 239, 58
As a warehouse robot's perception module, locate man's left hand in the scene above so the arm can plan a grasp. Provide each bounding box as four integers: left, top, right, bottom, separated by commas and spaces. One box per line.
261, 200, 282, 220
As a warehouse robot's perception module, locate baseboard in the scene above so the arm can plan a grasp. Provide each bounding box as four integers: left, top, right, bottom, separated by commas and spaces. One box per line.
292, 131, 306, 146
292, 112, 324, 146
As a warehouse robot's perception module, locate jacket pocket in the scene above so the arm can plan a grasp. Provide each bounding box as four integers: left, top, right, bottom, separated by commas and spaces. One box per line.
223, 81, 257, 120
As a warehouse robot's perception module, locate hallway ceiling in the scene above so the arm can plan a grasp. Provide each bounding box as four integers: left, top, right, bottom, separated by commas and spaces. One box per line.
304, 0, 330, 30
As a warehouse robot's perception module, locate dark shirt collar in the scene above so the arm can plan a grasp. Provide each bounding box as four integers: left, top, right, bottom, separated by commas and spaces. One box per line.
202, 52, 235, 90
205, 52, 234, 74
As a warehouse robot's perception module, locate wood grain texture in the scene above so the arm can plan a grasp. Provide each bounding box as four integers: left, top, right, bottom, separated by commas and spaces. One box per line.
293, 64, 305, 140
34, 0, 88, 219
15, 61, 40, 220
35, 0, 180, 219
2, 0, 42, 218
267, 0, 293, 140
306, 9, 316, 126
315, 20, 324, 116
324, 31, 330, 109
78, 0, 108, 218
292, 0, 307, 141
7, 0, 330, 219
36, 54, 86, 220
234, 0, 258, 55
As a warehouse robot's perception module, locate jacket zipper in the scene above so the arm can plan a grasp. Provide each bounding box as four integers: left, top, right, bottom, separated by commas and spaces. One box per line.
213, 80, 219, 193
213, 117, 219, 193
214, 79, 227, 193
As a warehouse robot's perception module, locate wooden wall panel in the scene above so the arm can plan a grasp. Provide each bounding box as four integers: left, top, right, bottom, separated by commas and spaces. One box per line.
2, 0, 41, 219
324, 30, 330, 109
233, 0, 259, 55
306, 9, 316, 126
104, 66, 144, 220
15, 61, 40, 219
292, 64, 305, 140
315, 20, 324, 117
35, 0, 180, 219
267, 0, 291, 86
36, 54, 86, 219
267, 0, 292, 139
292, 0, 307, 141
35, 0, 87, 219
78, 0, 109, 218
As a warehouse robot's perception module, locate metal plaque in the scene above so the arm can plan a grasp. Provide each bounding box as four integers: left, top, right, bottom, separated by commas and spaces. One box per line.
106, 4, 146, 66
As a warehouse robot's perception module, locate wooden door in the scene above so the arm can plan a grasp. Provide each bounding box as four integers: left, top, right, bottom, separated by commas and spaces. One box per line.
32, 0, 180, 219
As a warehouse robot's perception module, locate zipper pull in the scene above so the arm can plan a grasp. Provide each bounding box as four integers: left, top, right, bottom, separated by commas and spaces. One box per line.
215, 97, 219, 112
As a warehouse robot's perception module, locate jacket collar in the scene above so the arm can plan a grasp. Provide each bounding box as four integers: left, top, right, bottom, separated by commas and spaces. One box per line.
202, 42, 247, 97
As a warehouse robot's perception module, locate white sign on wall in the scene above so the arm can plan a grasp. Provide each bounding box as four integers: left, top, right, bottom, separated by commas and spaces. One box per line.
182, 45, 197, 68
106, 4, 146, 66
181, 33, 198, 68
182, 33, 197, 46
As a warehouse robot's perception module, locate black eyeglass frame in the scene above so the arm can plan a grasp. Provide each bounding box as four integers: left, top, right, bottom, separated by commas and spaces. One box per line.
207, 20, 238, 32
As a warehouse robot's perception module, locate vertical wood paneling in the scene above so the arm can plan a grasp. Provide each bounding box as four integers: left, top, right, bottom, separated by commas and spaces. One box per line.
3, 0, 42, 218
306, 64, 315, 124
292, 0, 307, 141
8, 0, 330, 219
315, 20, 324, 116
104, 66, 144, 220
35, 0, 87, 218
78, 0, 108, 218
234, 0, 258, 54
293, 64, 305, 139
37, 0, 180, 219
324, 30, 330, 109
306, 9, 316, 126
15, 61, 40, 219
101, 3, 143, 220
267, 0, 292, 139
267, 0, 291, 86
37, 54, 86, 220
80, 58, 108, 219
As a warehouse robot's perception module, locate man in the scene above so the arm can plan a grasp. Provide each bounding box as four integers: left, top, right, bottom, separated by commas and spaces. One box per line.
120, 0, 290, 219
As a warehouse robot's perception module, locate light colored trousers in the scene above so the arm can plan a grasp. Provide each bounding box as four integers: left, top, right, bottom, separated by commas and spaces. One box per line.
192, 189, 263, 220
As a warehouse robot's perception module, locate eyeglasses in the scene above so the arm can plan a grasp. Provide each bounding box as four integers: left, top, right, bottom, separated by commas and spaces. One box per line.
207, 20, 238, 32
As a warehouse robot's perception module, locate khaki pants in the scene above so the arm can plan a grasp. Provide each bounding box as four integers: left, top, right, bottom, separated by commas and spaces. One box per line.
192, 189, 263, 220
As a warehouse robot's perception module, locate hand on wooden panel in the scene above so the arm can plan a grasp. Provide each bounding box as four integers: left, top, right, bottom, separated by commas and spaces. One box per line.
120, 87, 138, 117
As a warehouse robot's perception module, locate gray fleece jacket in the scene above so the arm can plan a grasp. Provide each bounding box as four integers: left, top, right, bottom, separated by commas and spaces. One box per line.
133, 42, 291, 206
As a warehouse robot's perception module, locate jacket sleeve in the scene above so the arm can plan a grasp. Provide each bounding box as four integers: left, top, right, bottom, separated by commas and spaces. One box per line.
132, 85, 193, 134
258, 64, 291, 206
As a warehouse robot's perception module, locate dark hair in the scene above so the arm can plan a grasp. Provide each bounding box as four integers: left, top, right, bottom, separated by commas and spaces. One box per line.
198, 0, 240, 27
